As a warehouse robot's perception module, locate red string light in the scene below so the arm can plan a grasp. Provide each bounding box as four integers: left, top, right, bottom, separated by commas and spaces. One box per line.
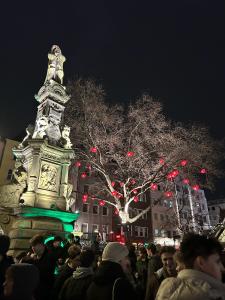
127, 151, 134, 157
182, 178, 190, 185
165, 191, 173, 197
200, 168, 207, 174
99, 200, 105, 206
75, 161, 81, 167
180, 160, 188, 166
81, 172, 87, 179
150, 183, 158, 191
90, 147, 97, 153
192, 184, 200, 191
134, 196, 139, 202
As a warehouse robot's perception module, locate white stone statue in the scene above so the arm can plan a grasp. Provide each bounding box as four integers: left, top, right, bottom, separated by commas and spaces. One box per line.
65, 183, 76, 211
45, 45, 66, 85
61, 125, 73, 149
18, 125, 34, 149
32, 116, 48, 139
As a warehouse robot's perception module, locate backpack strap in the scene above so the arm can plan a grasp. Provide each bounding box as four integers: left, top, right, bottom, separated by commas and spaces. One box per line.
112, 277, 122, 300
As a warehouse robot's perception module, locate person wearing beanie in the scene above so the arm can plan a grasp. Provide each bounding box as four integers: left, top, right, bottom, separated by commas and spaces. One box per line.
3, 263, 39, 300
0, 235, 14, 297
86, 242, 138, 300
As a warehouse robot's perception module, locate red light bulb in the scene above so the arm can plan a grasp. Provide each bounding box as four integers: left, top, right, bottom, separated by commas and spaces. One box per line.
200, 168, 207, 174
81, 172, 87, 179
127, 151, 134, 157
159, 158, 165, 164
111, 191, 117, 196
192, 184, 200, 191
75, 161, 81, 167
133, 189, 138, 195
150, 183, 158, 191
182, 178, 190, 185
90, 147, 97, 153
99, 200, 105, 206
82, 194, 88, 202
134, 196, 139, 202
165, 191, 173, 197
180, 160, 188, 166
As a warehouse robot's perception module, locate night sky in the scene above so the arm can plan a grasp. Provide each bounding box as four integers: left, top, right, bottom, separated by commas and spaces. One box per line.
0, 1, 225, 196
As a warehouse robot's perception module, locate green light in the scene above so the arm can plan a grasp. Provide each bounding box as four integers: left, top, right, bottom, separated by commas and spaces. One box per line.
63, 223, 73, 232
20, 207, 79, 223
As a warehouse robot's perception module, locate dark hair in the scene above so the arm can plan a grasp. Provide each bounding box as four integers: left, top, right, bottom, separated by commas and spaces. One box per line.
139, 247, 147, 256
160, 246, 176, 256
68, 244, 81, 259
53, 236, 63, 242
147, 243, 157, 254
30, 234, 44, 247
180, 233, 223, 268
0, 235, 10, 255
80, 249, 95, 267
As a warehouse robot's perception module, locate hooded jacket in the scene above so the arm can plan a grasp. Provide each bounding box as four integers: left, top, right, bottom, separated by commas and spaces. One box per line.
58, 267, 93, 300
86, 261, 138, 300
156, 269, 225, 300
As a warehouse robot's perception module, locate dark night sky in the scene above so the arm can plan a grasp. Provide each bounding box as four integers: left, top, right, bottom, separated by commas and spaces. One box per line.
0, 1, 225, 196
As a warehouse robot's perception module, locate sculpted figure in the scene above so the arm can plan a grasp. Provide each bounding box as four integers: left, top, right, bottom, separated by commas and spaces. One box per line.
65, 183, 76, 211
45, 45, 66, 84
61, 125, 73, 149
32, 116, 48, 139
18, 124, 34, 149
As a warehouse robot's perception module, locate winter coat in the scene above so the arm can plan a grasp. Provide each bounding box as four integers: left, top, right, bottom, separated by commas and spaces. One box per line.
0, 255, 14, 296
156, 269, 225, 300
58, 266, 94, 300
147, 255, 162, 277
145, 267, 174, 300
86, 261, 138, 300
52, 264, 75, 299
30, 247, 57, 300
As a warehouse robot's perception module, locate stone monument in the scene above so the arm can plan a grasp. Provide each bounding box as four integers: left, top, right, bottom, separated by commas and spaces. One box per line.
0, 45, 79, 254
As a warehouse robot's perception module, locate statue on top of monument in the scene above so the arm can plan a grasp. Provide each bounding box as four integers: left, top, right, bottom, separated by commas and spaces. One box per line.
45, 45, 66, 85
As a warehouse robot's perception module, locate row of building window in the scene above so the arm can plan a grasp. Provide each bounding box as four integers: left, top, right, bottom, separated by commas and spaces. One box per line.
81, 223, 109, 234
154, 213, 170, 222
154, 229, 177, 238
82, 203, 109, 216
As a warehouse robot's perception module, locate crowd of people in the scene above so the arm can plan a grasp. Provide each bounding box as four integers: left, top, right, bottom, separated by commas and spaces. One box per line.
0, 232, 225, 300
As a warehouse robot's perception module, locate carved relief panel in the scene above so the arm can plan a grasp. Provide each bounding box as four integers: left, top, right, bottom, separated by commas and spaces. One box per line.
38, 162, 60, 192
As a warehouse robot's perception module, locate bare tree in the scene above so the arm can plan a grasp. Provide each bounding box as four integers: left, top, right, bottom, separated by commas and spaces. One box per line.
65, 79, 224, 224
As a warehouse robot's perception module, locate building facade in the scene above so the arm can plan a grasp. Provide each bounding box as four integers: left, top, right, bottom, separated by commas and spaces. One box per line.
208, 198, 225, 227
0, 138, 19, 185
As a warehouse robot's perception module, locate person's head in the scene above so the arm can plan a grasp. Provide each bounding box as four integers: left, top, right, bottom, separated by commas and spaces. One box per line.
74, 236, 80, 243
180, 233, 224, 281
4, 263, 39, 298
30, 234, 45, 257
102, 242, 130, 273
0, 235, 10, 256
146, 242, 157, 256
173, 251, 185, 273
80, 249, 95, 268
160, 246, 176, 276
67, 244, 81, 269
67, 233, 74, 244
53, 236, 62, 248
139, 247, 147, 259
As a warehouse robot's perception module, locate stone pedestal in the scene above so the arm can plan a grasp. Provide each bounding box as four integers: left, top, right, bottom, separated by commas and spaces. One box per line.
13, 140, 74, 210
0, 206, 79, 256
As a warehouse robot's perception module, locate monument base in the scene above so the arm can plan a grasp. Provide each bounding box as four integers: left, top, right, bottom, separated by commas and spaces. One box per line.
0, 206, 79, 256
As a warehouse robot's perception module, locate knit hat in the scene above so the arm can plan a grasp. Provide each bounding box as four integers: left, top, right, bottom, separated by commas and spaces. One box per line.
102, 242, 129, 263
0, 235, 10, 255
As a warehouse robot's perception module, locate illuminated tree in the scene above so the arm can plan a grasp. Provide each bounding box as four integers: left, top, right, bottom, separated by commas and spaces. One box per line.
65, 79, 223, 224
